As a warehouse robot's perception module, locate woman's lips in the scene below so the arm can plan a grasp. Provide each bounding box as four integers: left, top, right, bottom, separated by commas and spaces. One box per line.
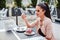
36, 14, 39, 17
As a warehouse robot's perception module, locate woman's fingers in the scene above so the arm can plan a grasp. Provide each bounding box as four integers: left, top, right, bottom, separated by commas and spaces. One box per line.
21, 13, 26, 19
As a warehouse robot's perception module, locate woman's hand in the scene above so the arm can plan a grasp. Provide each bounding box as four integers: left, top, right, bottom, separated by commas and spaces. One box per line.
21, 13, 26, 20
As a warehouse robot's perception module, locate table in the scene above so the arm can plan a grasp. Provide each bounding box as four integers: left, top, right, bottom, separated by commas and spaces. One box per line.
13, 27, 46, 40
0, 18, 46, 40
0, 18, 19, 40
0, 31, 18, 40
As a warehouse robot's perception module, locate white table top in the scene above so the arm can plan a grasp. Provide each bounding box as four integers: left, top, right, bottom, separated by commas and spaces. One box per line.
0, 17, 46, 40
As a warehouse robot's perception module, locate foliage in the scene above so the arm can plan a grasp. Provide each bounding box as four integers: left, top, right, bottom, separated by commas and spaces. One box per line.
57, 0, 60, 9
0, 0, 6, 9
42, 0, 49, 4
14, 0, 22, 7
31, 0, 37, 7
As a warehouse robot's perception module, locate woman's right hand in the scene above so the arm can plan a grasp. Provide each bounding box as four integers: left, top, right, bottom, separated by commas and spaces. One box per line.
21, 13, 26, 20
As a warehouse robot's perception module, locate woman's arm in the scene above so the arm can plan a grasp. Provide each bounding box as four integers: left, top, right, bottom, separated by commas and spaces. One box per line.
21, 14, 40, 28
45, 20, 53, 40
24, 18, 39, 28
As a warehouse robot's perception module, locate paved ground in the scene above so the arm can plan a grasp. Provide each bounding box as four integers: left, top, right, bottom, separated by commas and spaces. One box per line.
52, 23, 60, 40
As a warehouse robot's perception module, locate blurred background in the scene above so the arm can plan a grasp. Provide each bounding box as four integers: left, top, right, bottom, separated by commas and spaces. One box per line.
0, 0, 60, 40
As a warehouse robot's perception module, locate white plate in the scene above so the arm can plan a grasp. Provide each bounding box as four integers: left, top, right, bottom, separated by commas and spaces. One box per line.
24, 31, 35, 36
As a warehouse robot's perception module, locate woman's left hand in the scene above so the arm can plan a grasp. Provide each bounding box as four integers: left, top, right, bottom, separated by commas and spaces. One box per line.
21, 13, 26, 20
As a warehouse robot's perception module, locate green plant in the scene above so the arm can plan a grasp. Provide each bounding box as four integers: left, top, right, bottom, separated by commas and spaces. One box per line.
31, 0, 37, 7
0, 0, 6, 9
42, 0, 49, 4
21, 6, 25, 10
57, 0, 60, 9
14, 0, 22, 7
26, 4, 32, 8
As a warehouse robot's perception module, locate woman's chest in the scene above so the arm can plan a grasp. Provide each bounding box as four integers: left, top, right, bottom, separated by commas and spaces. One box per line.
40, 21, 47, 34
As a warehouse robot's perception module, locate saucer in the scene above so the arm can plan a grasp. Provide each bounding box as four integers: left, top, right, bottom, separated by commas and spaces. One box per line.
24, 31, 35, 36
16, 27, 27, 33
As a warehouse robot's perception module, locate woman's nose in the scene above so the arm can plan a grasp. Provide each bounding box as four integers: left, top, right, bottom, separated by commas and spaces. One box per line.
35, 11, 38, 14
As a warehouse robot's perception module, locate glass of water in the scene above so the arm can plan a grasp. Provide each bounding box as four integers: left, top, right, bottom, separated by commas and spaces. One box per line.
4, 20, 13, 31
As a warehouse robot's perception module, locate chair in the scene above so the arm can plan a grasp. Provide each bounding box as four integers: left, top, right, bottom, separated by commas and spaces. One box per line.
0, 8, 5, 11
25, 8, 35, 15
12, 7, 22, 16
1, 8, 5, 12
50, 5, 57, 22
0, 9, 8, 18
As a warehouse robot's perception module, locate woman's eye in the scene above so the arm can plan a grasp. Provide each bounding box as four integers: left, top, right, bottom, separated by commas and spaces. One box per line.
36, 10, 40, 12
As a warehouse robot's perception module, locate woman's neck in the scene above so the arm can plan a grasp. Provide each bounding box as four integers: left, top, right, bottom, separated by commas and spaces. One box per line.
40, 15, 45, 21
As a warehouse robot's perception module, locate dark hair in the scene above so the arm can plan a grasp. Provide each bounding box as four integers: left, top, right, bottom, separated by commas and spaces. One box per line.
37, 2, 51, 19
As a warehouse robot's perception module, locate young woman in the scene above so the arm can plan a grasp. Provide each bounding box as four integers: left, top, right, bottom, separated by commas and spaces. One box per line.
21, 2, 55, 40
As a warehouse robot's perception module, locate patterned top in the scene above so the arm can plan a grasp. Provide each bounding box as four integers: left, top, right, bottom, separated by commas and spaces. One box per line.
35, 17, 55, 40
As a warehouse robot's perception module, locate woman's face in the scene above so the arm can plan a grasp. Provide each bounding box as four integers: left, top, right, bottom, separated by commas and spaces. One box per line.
36, 6, 45, 17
